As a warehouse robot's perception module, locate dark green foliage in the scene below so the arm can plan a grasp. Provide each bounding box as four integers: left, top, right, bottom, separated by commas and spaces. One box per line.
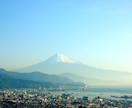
0, 73, 52, 89
0, 68, 84, 88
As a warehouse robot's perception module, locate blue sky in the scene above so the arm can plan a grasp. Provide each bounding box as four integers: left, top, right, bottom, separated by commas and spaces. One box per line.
0, 0, 132, 72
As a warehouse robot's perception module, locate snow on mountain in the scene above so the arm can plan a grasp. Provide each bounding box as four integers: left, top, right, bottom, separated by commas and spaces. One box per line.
16, 53, 81, 74
15, 53, 132, 86
45, 53, 78, 64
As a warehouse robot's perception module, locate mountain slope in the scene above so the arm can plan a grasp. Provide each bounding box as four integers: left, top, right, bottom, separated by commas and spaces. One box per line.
0, 68, 84, 86
60, 73, 118, 86
16, 53, 81, 74
15, 54, 132, 86
45, 53, 79, 64
0, 73, 52, 89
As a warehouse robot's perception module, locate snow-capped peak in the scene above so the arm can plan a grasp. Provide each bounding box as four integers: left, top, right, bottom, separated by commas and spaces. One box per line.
45, 53, 78, 64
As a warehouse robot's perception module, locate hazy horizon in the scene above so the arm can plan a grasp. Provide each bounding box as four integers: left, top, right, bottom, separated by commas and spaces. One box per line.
1, 0, 132, 72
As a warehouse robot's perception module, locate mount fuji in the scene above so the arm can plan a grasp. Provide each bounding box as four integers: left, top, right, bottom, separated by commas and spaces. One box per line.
44, 53, 79, 64
16, 53, 132, 86
17, 53, 81, 74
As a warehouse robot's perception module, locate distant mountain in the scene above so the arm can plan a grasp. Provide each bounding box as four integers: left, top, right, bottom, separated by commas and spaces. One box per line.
60, 73, 118, 86
16, 53, 81, 74
0, 73, 52, 89
0, 68, 84, 87
16, 53, 132, 86
45, 53, 79, 64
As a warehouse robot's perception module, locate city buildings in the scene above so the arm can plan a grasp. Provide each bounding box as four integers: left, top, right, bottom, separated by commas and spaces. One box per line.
0, 88, 132, 108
